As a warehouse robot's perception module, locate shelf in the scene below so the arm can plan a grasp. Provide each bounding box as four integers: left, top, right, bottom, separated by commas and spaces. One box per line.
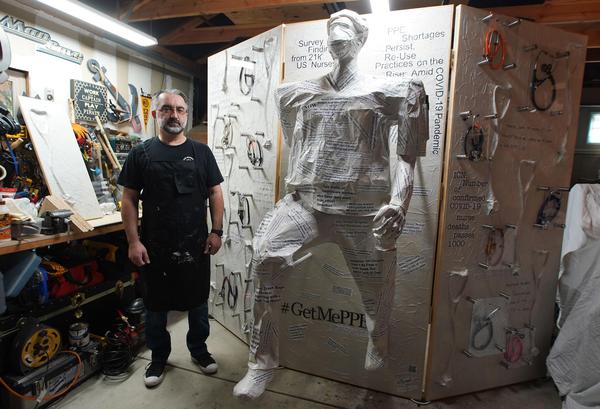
0, 213, 126, 256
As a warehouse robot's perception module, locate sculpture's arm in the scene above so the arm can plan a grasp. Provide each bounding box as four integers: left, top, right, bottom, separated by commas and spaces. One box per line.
373, 80, 428, 251
372, 154, 415, 251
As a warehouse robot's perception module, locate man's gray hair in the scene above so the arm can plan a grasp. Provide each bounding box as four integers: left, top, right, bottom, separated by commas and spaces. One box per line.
152, 88, 189, 110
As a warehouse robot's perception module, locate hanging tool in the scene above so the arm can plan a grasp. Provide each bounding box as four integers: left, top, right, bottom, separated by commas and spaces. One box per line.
87, 59, 131, 124
128, 84, 142, 133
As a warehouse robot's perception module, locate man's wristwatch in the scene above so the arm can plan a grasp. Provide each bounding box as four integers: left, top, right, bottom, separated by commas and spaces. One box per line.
210, 229, 223, 237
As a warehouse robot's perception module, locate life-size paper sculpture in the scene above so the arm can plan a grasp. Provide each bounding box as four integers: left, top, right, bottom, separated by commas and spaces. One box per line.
233, 9, 429, 399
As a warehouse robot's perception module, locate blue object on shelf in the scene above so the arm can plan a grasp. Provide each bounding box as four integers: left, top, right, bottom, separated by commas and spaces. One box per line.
38, 266, 49, 304
3, 251, 42, 298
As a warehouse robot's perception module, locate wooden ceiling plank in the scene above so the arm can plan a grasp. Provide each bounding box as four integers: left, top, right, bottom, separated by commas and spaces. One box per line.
128, 0, 357, 22
119, 0, 155, 21
160, 16, 209, 43
151, 45, 203, 74
159, 23, 276, 45
225, 4, 328, 25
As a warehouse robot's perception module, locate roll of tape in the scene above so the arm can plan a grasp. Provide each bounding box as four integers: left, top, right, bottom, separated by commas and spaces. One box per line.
0, 27, 11, 74
69, 321, 90, 347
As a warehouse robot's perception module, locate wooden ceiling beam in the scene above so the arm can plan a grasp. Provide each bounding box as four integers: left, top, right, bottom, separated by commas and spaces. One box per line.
488, 0, 600, 25
225, 4, 329, 25
127, 0, 357, 22
159, 23, 276, 46
487, 1, 600, 50
150, 45, 203, 74
159, 16, 210, 44
119, 0, 155, 21
588, 30, 600, 48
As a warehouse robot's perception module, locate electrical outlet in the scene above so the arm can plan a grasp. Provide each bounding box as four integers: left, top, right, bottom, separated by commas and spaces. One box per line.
44, 88, 54, 102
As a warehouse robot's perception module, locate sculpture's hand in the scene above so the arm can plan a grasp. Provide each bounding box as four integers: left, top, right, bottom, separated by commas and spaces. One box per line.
372, 201, 406, 251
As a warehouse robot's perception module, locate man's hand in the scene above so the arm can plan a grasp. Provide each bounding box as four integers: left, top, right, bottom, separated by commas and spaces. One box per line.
372, 202, 406, 251
129, 241, 150, 266
204, 233, 222, 255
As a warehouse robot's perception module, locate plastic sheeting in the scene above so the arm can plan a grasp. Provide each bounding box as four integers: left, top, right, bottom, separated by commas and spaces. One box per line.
548, 184, 600, 409
277, 77, 428, 216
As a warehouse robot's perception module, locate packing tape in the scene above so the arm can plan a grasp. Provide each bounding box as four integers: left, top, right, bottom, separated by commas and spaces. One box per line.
0, 27, 11, 74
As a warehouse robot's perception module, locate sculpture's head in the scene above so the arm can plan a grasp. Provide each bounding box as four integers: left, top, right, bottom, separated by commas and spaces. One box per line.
327, 10, 369, 62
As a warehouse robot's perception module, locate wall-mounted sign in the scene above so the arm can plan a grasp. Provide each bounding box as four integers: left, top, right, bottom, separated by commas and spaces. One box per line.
70, 79, 108, 123
0, 15, 84, 64
140, 92, 151, 131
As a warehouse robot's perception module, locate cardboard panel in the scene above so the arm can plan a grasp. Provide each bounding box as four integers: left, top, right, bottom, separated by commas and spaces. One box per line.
207, 26, 284, 341
425, 5, 587, 400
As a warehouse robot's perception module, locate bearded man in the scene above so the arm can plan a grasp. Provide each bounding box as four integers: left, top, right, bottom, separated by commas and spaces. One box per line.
119, 89, 225, 388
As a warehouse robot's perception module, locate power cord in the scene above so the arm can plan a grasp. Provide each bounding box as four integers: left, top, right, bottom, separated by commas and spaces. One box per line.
483, 28, 506, 70
530, 50, 557, 111
0, 350, 82, 403
536, 190, 561, 226
238, 57, 255, 96
100, 324, 133, 380
464, 120, 484, 161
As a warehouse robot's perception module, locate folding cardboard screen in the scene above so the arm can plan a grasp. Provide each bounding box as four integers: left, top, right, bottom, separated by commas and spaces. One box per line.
207, 5, 586, 400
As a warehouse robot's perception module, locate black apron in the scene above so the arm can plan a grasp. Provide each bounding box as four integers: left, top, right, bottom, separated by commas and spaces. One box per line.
139, 140, 210, 311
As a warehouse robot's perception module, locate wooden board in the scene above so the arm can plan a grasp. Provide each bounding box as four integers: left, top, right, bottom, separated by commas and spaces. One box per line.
226, 4, 328, 25
0, 218, 124, 256
18, 96, 103, 220
424, 5, 587, 400
40, 195, 93, 233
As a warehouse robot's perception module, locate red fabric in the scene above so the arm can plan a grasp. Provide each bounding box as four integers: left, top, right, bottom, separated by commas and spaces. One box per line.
49, 260, 104, 298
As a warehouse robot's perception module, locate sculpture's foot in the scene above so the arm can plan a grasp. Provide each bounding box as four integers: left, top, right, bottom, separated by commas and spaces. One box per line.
233, 368, 275, 399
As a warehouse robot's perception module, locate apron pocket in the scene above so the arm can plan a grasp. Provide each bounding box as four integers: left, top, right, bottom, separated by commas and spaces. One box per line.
175, 170, 198, 194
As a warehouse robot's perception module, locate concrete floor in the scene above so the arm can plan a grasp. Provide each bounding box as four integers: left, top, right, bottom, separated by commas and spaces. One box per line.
51, 312, 562, 409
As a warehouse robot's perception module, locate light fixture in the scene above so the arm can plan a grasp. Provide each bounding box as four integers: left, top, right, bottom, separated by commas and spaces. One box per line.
34, 0, 157, 47
370, 0, 390, 14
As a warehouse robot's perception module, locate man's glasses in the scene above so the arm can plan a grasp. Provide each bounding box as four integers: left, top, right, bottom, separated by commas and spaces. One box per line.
158, 105, 188, 114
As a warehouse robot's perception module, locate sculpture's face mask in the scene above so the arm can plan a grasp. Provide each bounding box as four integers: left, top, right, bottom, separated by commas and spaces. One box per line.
328, 17, 363, 62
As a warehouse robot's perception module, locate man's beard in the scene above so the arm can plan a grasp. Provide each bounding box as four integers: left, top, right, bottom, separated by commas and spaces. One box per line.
161, 118, 185, 135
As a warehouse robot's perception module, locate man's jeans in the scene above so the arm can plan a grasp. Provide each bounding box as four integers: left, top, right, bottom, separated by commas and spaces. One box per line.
145, 302, 210, 363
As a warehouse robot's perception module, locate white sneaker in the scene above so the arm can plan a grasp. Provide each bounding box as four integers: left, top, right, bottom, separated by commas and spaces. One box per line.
144, 361, 166, 388
191, 353, 218, 375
